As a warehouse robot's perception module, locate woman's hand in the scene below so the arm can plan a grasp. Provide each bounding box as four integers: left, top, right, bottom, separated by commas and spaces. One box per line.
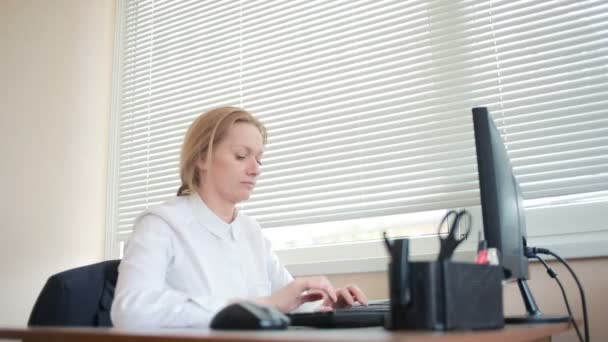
322, 284, 368, 309
255, 276, 338, 313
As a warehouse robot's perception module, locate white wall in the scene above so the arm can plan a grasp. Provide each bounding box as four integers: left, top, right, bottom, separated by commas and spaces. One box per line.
0, 0, 115, 325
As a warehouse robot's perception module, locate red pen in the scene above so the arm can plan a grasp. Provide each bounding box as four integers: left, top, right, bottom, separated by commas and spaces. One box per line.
475, 231, 489, 264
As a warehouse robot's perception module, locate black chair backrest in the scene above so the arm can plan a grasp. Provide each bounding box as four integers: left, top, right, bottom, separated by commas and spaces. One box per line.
28, 259, 120, 327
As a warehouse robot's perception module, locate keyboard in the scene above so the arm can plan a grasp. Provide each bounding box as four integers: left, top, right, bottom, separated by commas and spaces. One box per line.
287, 300, 390, 328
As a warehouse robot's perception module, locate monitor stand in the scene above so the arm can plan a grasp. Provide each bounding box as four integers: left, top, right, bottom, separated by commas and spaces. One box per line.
505, 278, 570, 324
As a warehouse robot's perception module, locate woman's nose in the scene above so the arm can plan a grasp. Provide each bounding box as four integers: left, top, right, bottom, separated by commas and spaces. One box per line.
248, 157, 260, 175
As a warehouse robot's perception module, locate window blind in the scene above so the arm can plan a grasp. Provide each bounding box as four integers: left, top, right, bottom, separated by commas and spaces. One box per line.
111, 0, 608, 245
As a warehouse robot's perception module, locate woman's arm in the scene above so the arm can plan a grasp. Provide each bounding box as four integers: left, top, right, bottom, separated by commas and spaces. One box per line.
261, 236, 337, 312
261, 235, 367, 312
110, 214, 228, 328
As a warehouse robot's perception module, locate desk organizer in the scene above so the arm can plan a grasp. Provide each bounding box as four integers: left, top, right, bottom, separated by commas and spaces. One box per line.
387, 261, 504, 331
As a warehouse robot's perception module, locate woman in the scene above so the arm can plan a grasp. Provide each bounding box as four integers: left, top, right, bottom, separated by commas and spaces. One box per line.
111, 107, 368, 328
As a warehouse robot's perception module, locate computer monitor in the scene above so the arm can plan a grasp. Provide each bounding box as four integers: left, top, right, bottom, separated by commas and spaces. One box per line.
472, 107, 528, 280
472, 107, 568, 324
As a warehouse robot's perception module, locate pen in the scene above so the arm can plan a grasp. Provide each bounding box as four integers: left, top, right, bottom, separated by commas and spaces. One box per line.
475, 231, 489, 264
383, 231, 393, 256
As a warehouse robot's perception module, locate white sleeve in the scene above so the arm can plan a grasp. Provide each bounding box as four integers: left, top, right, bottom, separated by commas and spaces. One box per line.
263, 236, 293, 292
110, 214, 229, 328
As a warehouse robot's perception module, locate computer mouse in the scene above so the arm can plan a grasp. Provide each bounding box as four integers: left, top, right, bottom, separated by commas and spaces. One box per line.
210, 302, 290, 330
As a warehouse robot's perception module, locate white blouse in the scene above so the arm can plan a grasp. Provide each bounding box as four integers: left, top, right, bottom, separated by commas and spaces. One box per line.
110, 194, 294, 328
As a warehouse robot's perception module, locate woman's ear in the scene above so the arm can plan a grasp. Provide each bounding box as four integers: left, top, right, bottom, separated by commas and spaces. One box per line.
196, 156, 208, 172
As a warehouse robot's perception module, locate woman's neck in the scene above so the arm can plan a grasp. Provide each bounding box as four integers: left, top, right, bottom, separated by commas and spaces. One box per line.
197, 188, 236, 223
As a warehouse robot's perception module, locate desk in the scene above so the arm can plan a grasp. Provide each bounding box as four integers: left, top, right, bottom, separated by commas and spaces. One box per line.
0, 323, 570, 342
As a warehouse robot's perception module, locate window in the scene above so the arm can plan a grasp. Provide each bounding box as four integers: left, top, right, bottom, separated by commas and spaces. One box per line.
107, 0, 608, 273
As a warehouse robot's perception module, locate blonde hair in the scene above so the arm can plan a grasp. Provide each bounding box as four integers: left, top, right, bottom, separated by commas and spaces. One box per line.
177, 106, 267, 196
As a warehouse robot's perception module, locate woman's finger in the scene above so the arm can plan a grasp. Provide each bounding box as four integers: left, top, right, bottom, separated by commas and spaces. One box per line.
298, 289, 327, 304
302, 277, 337, 303
345, 284, 368, 306
337, 287, 355, 306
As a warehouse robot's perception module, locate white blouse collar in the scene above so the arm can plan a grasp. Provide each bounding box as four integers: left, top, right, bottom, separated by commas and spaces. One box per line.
188, 193, 240, 241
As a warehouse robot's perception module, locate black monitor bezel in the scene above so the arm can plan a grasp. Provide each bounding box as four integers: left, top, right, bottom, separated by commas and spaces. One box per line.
473, 107, 529, 280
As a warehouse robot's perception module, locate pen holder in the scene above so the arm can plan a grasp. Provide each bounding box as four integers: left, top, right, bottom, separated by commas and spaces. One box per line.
387, 261, 504, 331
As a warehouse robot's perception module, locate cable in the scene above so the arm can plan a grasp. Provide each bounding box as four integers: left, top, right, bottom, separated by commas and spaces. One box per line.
527, 247, 590, 342
534, 255, 584, 342
534, 256, 582, 342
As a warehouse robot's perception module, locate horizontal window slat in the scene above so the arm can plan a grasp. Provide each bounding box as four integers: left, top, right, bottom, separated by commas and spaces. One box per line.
509, 136, 608, 159
512, 146, 608, 170
119, 171, 179, 189
119, 157, 179, 177
258, 155, 478, 189
118, 189, 177, 208
505, 118, 608, 141
263, 132, 474, 174
250, 171, 479, 209
255, 161, 477, 197
250, 191, 482, 226
249, 181, 478, 216
124, 0, 238, 46
253, 197, 480, 228
519, 163, 608, 184
522, 181, 608, 201
260, 148, 476, 185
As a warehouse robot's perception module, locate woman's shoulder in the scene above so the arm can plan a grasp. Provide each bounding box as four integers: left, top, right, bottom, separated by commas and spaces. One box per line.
236, 210, 262, 229
137, 195, 194, 226
235, 211, 267, 243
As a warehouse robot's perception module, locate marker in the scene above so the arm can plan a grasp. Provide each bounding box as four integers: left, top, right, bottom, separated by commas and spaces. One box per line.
475, 231, 489, 264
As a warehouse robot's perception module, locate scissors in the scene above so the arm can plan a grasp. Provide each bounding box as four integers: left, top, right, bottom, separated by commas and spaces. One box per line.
437, 210, 472, 261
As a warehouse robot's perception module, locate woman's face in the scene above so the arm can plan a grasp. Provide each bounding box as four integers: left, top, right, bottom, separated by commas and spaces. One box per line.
197, 122, 264, 204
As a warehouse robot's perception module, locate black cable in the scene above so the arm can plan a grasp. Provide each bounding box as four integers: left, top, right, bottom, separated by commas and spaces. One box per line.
528, 247, 590, 342
534, 255, 584, 342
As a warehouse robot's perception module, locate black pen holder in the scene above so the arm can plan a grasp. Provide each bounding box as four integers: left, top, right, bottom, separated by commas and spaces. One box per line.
387, 261, 504, 331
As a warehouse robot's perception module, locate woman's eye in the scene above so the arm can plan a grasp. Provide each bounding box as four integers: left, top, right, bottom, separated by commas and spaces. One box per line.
256, 160, 263, 166
236, 154, 246, 160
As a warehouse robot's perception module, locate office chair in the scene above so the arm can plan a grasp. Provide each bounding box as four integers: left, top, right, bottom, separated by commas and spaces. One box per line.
28, 259, 120, 327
